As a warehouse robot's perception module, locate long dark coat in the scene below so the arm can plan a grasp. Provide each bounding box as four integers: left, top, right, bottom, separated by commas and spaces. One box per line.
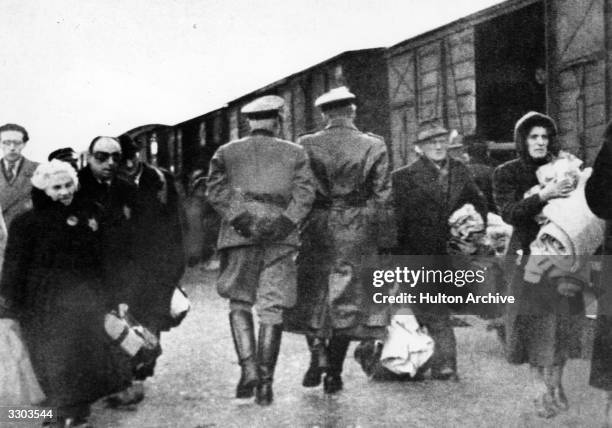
393, 155, 486, 256
77, 166, 137, 307
493, 111, 582, 367
120, 163, 185, 332
585, 122, 612, 390
0, 189, 131, 408
283, 118, 392, 339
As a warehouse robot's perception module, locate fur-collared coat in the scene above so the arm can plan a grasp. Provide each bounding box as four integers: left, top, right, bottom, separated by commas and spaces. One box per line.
0, 189, 131, 408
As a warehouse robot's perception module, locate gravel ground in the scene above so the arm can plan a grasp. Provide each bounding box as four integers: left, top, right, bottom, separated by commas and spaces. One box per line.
83, 265, 605, 428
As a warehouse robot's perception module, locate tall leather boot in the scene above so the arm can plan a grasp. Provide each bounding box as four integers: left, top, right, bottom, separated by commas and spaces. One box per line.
229, 310, 259, 398
302, 336, 328, 387
255, 324, 283, 406
324, 336, 350, 394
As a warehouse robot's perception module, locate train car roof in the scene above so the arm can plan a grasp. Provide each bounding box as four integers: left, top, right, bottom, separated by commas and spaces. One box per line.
226, 48, 386, 107
386, 0, 540, 57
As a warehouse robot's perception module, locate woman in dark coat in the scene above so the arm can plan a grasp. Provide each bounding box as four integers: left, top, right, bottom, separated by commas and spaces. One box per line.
0, 160, 131, 427
493, 112, 582, 418
585, 121, 612, 427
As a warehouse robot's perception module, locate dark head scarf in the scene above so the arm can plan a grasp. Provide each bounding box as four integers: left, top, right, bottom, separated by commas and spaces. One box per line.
513, 111, 559, 163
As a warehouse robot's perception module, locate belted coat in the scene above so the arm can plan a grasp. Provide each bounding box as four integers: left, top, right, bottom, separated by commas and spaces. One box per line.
283, 118, 392, 338
206, 130, 315, 250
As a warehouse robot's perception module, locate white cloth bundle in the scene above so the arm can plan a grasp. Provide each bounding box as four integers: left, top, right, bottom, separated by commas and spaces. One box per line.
485, 213, 513, 256
0, 319, 45, 405
524, 166, 605, 283
380, 314, 434, 376
448, 204, 486, 255
170, 287, 190, 320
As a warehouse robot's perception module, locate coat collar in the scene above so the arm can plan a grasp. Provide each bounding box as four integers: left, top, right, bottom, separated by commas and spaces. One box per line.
325, 117, 358, 131
410, 156, 465, 211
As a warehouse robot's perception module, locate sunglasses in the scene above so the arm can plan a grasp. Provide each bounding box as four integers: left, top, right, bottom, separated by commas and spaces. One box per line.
92, 151, 121, 163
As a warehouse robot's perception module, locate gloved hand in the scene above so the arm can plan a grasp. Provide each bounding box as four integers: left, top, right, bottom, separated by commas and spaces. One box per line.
258, 215, 296, 242
230, 211, 255, 238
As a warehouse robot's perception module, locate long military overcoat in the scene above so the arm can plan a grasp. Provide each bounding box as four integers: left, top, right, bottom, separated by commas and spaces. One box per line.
283, 118, 392, 339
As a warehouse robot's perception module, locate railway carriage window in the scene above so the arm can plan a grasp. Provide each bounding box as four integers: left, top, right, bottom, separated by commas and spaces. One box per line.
474, 2, 546, 144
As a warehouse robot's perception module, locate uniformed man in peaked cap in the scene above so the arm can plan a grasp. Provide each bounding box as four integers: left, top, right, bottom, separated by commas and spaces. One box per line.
206, 95, 315, 405
283, 86, 392, 393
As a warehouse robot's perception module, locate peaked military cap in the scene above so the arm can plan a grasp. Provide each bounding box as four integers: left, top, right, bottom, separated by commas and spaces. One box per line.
416, 122, 449, 144
241, 95, 284, 119
314, 86, 356, 109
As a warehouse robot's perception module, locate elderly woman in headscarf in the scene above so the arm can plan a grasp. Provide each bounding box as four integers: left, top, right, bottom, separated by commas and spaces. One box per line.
493, 112, 584, 418
0, 160, 131, 428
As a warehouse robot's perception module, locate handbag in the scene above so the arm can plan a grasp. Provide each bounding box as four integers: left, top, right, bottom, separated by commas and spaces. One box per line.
380, 314, 435, 377
104, 306, 160, 358
0, 318, 46, 405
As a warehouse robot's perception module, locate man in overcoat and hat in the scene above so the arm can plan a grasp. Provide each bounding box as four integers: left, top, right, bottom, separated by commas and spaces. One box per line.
392, 122, 486, 380
206, 95, 315, 405
283, 86, 392, 394
0, 123, 39, 227
110, 134, 185, 400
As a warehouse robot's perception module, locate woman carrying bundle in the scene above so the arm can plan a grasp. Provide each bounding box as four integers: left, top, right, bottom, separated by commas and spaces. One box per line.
493, 112, 588, 418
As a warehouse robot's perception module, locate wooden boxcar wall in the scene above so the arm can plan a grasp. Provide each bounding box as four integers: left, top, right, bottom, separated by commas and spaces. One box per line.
386, 23, 477, 170
387, 0, 611, 170
548, 0, 608, 165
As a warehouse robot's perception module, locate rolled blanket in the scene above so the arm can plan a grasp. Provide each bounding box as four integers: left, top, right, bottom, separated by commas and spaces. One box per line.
524, 168, 605, 283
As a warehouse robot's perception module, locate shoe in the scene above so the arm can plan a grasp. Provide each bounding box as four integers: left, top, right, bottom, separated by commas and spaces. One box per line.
63, 418, 92, 428
552, 387, 569, 411
431, 367, 459, 382
255, 324, 282, 406
45, 417, 92, 428
229, 311, 259, 398
534, 392, 557, 419
105, 382, 145, 408
302, 337, 327, 387
323, 373, 343, 394
324, 336, 350, 394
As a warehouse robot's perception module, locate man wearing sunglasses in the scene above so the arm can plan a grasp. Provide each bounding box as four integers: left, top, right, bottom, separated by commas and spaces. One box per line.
76, 136, 138, 404
0, 123, 39, 227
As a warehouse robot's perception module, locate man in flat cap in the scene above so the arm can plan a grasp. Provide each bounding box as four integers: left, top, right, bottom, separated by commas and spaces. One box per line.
283, 86, 392, 394
0, 123, 39, 227
392, 121, 486, 381
206, 95, 315, 406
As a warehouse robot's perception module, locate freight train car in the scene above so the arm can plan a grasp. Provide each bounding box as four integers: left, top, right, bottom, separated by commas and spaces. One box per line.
126, 107, 228, 187
225, 48, 390, 151
386, 0, 609, 169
